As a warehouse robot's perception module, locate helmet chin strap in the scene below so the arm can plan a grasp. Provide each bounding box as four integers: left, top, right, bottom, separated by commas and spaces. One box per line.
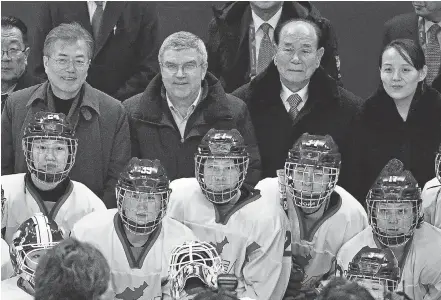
30, 173, 60, 191
300, 196, 330, 216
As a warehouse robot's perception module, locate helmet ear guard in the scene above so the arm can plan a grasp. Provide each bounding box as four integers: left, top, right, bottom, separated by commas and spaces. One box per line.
10, 213, 64, 287
117, 158, 171, 235
366, 159, 422, 247
168, 241, 224, 300
195, 129, 249, 204
284, 133, 341, 209
22, 112, 78, 185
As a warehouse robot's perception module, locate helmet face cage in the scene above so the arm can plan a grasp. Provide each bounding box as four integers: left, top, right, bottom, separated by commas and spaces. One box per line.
22, 112, 77, 185
285, 134, 341, 209
169, 241, 223, 300
435, 152, 440, 183
195, 129, 249, 204
10, 213, 64, 286
195, 156, 249, 204
22, 136, 77, 184
117, 187, 170, 235
367, 198, 420, 247
117, 158, 171, 235
367, 163, 422, 247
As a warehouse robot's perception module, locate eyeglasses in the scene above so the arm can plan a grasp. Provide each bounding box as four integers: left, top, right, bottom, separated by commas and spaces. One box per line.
160, 61, 204, 74
1, 47, 27, 59
46, 56, 90, 70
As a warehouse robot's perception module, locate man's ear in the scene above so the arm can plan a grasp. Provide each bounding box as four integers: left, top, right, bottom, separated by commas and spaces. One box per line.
23, 47, 30, 64
316, 47, 325, 66
43, 56, 49, 72
201, 62, 208, 79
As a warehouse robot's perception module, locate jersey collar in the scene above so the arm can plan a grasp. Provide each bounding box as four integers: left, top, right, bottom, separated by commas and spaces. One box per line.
114, 213, 162, 269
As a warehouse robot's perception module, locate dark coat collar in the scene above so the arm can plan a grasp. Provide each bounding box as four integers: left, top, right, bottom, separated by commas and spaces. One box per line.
26, 81, 101, 116
136, 72, 235, 124
249, 61, 341, 105
364, 84, 441, 124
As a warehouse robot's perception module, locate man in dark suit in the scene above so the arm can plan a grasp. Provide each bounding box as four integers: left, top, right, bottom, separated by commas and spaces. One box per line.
30, 1, 159, 101
233, 19, 362, 193
1, 16, 38, 111
207, 1, 341, 93
383, 1, 441, 92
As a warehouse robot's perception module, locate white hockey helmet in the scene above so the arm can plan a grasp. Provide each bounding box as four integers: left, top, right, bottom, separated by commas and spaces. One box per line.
169, 240, 223, 299
9, 213, 64, 287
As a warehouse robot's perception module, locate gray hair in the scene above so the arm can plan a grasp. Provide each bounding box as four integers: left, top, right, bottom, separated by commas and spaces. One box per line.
43, 22, 94, 59
158, 31, 207, 65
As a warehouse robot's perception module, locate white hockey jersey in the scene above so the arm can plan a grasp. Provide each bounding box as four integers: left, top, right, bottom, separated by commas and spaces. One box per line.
1, 238, 13, 280
168, 178, 291, 300
422, 178, 441, 229
336, 224, 441, 300
256, 178, 368, 289
1, 276, 33, 300
2, 173, 106, 244
71, 209, 197, 300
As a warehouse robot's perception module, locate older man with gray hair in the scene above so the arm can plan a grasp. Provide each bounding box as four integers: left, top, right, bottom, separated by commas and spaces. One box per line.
1, 22, 130, 208
124, 31, 261, 185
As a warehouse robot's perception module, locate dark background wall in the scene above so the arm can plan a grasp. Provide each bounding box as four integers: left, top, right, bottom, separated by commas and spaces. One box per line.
1, 1, 413, 99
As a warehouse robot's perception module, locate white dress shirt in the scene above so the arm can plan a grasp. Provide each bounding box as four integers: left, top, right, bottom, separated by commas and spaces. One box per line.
251, 6, 283, 59
280, 81, 309, 113
166, 88, 202, 139
87, 1, 107, 23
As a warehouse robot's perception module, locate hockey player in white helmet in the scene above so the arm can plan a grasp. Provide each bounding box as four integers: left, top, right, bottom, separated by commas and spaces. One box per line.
168, 128, 291, 300
421, 142, 441, 229
2, 112, 106, 243
72, 158, 196, 299
337, 158, 441, 300
1, 213, 64, 299
256, 133, 368, 300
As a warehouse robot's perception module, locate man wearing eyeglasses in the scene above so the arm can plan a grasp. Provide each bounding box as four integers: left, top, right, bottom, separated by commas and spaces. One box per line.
1, 16, 38, 112
1, 22, 131, 209
123, 31, 261, 186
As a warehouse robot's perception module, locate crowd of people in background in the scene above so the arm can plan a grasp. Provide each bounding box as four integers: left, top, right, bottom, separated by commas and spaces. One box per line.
1, 1, 441, 300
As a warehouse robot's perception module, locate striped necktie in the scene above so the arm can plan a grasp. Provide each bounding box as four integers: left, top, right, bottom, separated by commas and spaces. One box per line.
257, 23, 275, 74
91, 1, 104, 40
426, 24, 441, 85
286, 94, 302, 121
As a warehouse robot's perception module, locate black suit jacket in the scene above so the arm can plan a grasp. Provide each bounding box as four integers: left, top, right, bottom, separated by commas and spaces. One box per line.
207, 1, 341, 93
30, 1, 159, 101
383, 13, 441, 92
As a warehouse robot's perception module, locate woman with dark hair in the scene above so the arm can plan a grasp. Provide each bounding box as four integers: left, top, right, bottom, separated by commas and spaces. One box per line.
352, 38, 441, 204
